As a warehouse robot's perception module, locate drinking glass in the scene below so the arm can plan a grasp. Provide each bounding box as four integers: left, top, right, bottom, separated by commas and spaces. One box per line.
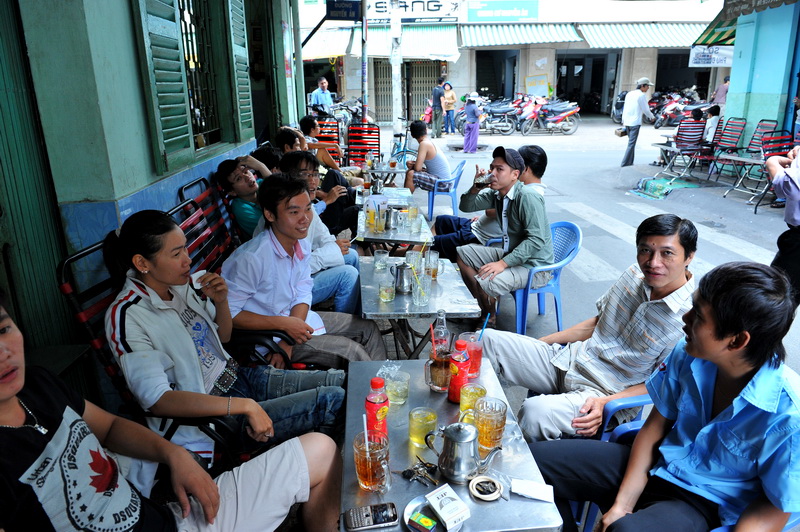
408, 204, 420, 232
473, 397, 507, 452
458, 383, 487, 424
396, 210, 408, 229
385, 371, 410, 404
424, 351, 451, 393
458, 331, 483, 378
353, 430, 391, 492
405, 250, 423, 273
411, 273, 431, 306
374, 249, 389, 271
424, 250, 444, 281
378, 274, 395, 303
409, 407, 438, 447
375, 207, 386, 233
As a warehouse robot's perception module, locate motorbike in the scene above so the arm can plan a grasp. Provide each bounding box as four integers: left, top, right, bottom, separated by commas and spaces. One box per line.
520, 97, 581, 135
611, 91, 663, 125
610, 91, 627, 124
653, 93, 707, 129
456, 102, 516, 136
421, 98, 433, 124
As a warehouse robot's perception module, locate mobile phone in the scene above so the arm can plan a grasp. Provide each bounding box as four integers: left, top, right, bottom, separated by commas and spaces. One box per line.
343, 502, 399, 531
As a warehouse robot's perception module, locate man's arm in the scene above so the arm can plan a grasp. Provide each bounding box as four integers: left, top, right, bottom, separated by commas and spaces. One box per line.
231, 310, 313, 343
539, 316, 598, 345
239, 155, 270, 178
733, 494, 791, 532
572, 383, 648, 437
501, 191, 550, 268
639, 93, 655, 121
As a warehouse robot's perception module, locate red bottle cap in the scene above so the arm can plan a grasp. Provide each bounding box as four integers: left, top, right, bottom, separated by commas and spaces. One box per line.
371, 377, 385, 389
454, 339, 467, 350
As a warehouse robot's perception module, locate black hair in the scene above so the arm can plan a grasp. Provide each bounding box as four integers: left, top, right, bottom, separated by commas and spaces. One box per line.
410, 120, 428, 140
275, 127, 301, 152
444, 82, 452, 90
636, 214, 697, 257
0, 287, 7, 314
724, 76, 730, 83
103, 210, 179, 291
251, 145, 283, 173
299, 115, 318, 136
518, 145, 548, 179
214, 159, 239, 193
437, 77, 445, 85
278, 150, 320, 175
691, 108, 703, 120
257, 173, 309, 228
707, 105, 721, 117
698, 262, 795, 368
317, 76, 328, 84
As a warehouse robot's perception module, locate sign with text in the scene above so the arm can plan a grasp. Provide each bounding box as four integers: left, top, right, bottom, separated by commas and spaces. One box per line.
327, 0, 361, 21
689, 45, 734, 67
467, 0, 539, 23
367, 0, 463, 22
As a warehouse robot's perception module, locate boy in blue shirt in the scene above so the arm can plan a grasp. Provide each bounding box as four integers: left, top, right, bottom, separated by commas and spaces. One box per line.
532, 262, 800, 531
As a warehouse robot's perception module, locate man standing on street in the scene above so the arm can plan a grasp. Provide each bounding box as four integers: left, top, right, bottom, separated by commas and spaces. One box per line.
710, 75, 730, 115
621, 77, 655, 167
431, 77, 446, 138
310, 76, 334, 114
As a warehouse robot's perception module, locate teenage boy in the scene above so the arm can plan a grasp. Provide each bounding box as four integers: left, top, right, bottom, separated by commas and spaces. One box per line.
0, 291, 342, 532
432, 145, 548, 262
215, 155, 271, 237
298, 115, 364, 187
222, 174, 386, 369
532, 262, 800, 532
482, 214, 697, 441
456, 146, 553, 322
403, 120, 452, 193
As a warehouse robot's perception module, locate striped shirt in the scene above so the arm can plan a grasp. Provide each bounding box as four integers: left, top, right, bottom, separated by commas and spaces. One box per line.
551, 263, 695, 395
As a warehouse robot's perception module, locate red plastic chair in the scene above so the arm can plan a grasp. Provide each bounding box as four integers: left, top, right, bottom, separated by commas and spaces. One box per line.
710, 117, 748, 178
345, 123, 380, 167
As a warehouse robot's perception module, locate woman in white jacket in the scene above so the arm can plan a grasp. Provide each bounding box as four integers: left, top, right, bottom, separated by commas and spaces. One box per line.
103, 210, 344, 495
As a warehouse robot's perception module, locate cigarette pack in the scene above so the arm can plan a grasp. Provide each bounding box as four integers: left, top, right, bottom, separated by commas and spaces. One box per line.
424, 483, 470, 530
408, 511, 437, 531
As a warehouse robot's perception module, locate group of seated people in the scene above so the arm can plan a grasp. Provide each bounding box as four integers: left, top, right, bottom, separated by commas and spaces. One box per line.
652, 105, 722, 167
3, 123, 800, 531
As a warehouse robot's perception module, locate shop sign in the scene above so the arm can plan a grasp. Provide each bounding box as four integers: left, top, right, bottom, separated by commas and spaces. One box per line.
367, 0, 461, 23
466, 0, 539, 23
689, 45, 734, 67
327, 0, 361, 21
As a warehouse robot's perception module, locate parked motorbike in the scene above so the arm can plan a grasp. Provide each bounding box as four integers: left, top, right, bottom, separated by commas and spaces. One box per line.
610, 91, 627, 124
454, 95, 520, 136
520, 97, 581, 135
653, 93, 707, 129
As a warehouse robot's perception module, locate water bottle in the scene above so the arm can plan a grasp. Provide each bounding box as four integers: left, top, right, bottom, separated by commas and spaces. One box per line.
365, 377, 389, 435
431, 309, 451, 358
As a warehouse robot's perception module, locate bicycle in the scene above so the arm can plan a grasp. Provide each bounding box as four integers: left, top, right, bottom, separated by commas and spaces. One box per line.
388, 117, 418, 168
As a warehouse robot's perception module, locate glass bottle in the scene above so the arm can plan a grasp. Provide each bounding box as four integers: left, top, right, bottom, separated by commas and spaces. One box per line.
432, 309, 451, 358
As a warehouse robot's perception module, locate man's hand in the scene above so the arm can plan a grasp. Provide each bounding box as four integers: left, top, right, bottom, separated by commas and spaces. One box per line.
166, 446, 220, 523
322, 185, 347, 205
336, 239, 351, 255
242, 398, 274, 444
470, 215, 480, 222
268, 341, 293, 369
787, 145, 800, 162
196, 272, 228, 305
572, 396, 610, 437
281, 316, 314, 344
599, 504, 631, 531
477, 260, 508, 280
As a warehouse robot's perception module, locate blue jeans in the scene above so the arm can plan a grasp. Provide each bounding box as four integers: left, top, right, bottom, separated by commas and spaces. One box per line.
225, 366, 345, 451
311, 253, 360, 314
444, 109, 455, 133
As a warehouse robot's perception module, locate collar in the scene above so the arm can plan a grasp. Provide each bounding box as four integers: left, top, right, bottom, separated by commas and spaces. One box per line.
634, 265, 695, 314
266, 228, 305, 261
496, 180, 522, 201
125, 271, 179, 310
737, 360, 792, 414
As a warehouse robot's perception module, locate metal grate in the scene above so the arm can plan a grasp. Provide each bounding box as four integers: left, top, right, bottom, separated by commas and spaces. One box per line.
374, 60, 393, 123
409, 61, 439, 121
178, 0, 221, 149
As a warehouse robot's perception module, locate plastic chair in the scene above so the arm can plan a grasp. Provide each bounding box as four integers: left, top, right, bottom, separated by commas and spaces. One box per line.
487, 221, 582, 335
709, 117, 748, 179
425, 160, 466, 219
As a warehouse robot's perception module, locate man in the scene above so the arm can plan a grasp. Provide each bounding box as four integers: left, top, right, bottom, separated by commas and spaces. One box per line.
222, 174, 386, 369
310, 76, 333, 112
456, 146, 553, 323
431, 77, 446, 138
432, 145, 548, 262
403, 120, 452, 193
532, 263, 800, 531
710, 75, 730, 115
298, 114, 364, 187
621, 77, 655, 167
215, 155, 271, 237
0, 291, 342, 531
482, 214, 697, 442
767, 144, 800, 304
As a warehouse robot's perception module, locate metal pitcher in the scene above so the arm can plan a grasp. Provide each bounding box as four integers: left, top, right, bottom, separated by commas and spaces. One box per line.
385, 207, 399, 230
390, 262, 414, 294
371, 178, 384, 195
425, 422, 501, 484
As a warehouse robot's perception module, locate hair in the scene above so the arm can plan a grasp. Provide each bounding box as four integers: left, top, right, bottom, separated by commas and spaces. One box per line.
410, 120, 428, 139
443, 82, 452, 90
637, 83, 648, 90
257, 173, 309, 228
691, 108, 703, 121
698, 262, 795, 368
0, 286, 7, 314
724, 76, 730, 83
317, 76, 328, 84
299, 115, 318, 136
278, 150, 320, 175
707, 105, 721, 117
635, 214, 697, 257
251, 145, 283, 172
437, 77, 445, 85
214, 159, 239, 193
518, 145, 548, 178
275, 127, 301, 152
103, 210, 179, 290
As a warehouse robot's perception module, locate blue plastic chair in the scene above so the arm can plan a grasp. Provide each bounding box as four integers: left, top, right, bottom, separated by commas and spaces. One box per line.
487, 221, 582, 335
426, 160, 466, 219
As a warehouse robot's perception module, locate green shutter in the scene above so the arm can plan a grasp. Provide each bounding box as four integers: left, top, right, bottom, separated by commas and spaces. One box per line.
133, 0, 194, 173
227, 0, 254, 141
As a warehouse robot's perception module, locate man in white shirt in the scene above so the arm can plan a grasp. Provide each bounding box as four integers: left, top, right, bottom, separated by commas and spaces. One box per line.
621, 77, 656, 167
223, 174, 386, 369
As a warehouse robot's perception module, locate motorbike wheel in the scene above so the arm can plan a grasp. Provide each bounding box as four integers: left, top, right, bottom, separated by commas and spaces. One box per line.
643, 115, 656, 125
393, 149, 417, 168
498, 116, 514, 136
521, 118, 536, 136
458, 121, 465, 136
654, 116, 664, 129
560, 116, 579, 135
611, 111, 622, 124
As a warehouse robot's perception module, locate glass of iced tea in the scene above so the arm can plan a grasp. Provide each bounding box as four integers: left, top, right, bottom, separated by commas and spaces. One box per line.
472, 397, 507, 452
424, 351, 451, 392
378, 275, 395, 303
353, 430, 391, 492
424, 250, 444, 281
458, 384, 487, 424
409, 407, 438, 447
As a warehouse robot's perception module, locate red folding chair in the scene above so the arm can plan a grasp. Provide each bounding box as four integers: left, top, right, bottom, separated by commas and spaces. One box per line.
316, 119, 342, 165
689, 115, 725, 174
709, 117, 748, 179
751, 130, 794, 213
345, 123, 381, 167
649, 118, 705, 182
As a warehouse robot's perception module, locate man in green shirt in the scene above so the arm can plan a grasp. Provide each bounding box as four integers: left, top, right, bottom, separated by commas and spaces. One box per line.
457, 147, 554, 322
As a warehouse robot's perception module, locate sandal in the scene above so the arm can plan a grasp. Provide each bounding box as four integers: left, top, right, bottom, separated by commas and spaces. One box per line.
771, 200, 786, 208
649, 161, 663, 167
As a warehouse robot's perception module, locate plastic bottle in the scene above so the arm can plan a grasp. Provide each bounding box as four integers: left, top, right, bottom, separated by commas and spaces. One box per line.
365, 377, 389, 435
447, 340, 471, 403
431, 309, 451, 358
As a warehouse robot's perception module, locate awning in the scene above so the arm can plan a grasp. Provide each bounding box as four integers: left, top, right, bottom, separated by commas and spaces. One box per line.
460, 24, 582, 47
302, 29, 353, 60
578, 23, 708, 48
721, 0, 798, 19
353, 25, 460, 62
693, 13, 736, 46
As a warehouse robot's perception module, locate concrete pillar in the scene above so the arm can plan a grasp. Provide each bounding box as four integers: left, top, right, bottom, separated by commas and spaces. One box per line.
523, 46, 555, 96
620, 48, 659, 92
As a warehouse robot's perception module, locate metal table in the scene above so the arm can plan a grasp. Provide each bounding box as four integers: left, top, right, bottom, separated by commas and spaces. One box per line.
356, 187, 414, 208
340, 359, 563, 532
718, 153, 766, 200
357, 214, 434, 248
360, 256, 480, 359
367, 167, 406, 186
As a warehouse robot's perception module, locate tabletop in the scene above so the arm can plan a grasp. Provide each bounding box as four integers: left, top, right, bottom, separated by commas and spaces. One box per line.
717, 152, 765, 165
356, 187, 414, 208
357, 214, 434, 246
340, 359, 563, 532
360, 256, 480, 320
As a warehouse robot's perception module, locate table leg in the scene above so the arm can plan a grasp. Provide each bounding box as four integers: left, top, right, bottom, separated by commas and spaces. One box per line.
388, 318, 415, 359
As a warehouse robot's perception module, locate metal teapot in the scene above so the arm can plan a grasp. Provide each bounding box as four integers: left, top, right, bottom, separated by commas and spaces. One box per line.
425, 422, 501, 484
371, 178, 384, 194
385, 207, 399, 230
390, 262, 414, 294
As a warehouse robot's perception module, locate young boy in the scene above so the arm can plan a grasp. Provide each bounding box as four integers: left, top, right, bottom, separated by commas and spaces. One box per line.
531, 262, 800, 531
0, 290, 342, 531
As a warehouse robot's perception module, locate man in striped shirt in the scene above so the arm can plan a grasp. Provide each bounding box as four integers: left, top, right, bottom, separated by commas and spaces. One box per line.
482, 214, 697, 441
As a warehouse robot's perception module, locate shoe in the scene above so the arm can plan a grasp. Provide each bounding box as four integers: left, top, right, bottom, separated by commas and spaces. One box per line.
649, 161, 663, 167
771, 200, 787, 208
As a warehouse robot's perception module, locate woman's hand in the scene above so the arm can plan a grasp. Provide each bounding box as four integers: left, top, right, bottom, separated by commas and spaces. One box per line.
197, 272, 228, 305
243, 398, 274, 443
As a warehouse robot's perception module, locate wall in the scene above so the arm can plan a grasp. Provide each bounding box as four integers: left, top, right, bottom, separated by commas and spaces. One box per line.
619, 48, 658, 92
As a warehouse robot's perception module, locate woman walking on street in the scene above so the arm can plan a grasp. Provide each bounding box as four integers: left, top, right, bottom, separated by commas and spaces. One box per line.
443, 82, 457, 135
463, 92, 481, 154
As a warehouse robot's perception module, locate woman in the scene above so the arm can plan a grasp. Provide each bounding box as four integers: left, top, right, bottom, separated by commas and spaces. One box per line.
103, 210, 344, 493
463, 92, 481, 154
443, 82, 457, 135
